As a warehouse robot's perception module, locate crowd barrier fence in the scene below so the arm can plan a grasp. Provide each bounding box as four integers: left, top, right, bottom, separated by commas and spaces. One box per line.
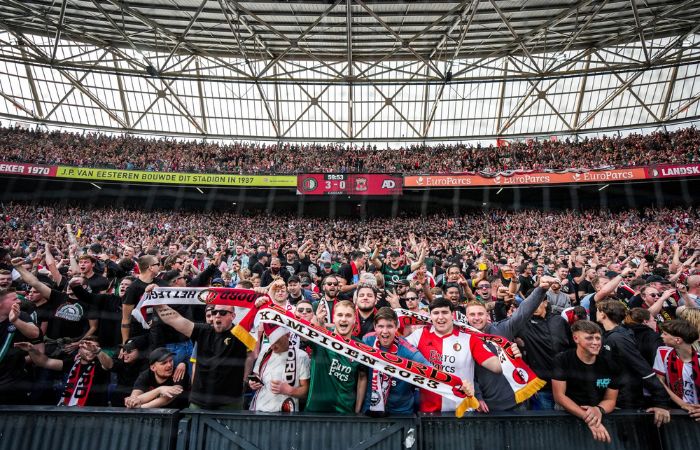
0, 407, 697, 450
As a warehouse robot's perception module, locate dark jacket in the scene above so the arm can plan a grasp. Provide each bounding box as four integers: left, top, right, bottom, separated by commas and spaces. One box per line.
516, 313, 572, 386
603, 325, 670, 409
261, 268, 291, 287
624, 323, 663, 367
475, 287, 548, 410
484, 287, 547, 340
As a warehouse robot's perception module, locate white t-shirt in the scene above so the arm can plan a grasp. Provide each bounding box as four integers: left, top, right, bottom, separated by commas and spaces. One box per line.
653, 346, 699, 405
250, 348, 310, 412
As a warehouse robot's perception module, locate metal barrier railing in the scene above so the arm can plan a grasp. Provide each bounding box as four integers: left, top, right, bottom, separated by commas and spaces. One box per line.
1, 407, 697, 450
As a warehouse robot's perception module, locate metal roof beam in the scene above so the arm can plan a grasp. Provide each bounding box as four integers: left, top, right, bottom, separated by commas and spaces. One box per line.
50, 0, 68, 62
159, 0, 209, 72
660, 49, 683, 120
347, 0, 353, 138
592, 50, 660, 122
629, 0, 650, 63
488, 0, 541, 73
355, 0, 443, 79
13, 33, 128, 128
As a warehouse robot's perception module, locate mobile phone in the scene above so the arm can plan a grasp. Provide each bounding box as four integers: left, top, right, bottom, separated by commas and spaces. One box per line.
247, 374, 262, 385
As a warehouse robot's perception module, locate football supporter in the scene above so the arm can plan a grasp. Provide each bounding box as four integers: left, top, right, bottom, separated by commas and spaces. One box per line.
15, 335, 111, 407
552, 321, 620, 443
153, 303, 250, 410
516, 295, 573, 410
406, 298, 497, 413
248, 330, 310, 412
306, 300, 367, 413
125, 347, 189, 409
595, 300, 671, 425
362, 307, 431, 415
0, 288, 41, 404
653, 320, 700, 418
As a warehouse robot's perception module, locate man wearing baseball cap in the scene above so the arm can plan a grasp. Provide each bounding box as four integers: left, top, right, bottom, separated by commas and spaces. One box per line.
125, 347, 189, 409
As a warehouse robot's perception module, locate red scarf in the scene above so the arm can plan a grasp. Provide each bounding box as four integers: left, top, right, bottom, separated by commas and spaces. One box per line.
60, 356, 96, 407
395, 308, 545, 404
368, 337, 398, 414
663, 347, 700, 400
350, 261, 360, 284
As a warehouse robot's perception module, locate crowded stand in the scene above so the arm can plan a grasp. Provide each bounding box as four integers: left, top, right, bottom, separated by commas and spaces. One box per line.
1, 201, 699, 441
0, 124, 699, 174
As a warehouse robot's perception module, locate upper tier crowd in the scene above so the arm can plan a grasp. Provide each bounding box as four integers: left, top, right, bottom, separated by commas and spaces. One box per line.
1, 202, 699, 443
0, 124, 699, 174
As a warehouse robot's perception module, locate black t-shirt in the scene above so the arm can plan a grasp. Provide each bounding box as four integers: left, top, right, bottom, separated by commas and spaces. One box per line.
552, 348, 620, 406
73, 286, 122, 349
518, 275, 536, 297
357, 312, 376, 338
46, 290, 90, 340
300, 257, 320, 280
338, 263, 356, 285
30, 301, 55, 331
189, 323, 248, 408
150, 304, 193, 346
578, 279, 595, 295
282, 259, 302, 277
0, 313, 35, 394
123, 278, 168, 338
86, 272, 110, 294
109, 356, 147, 407
133, 368, 190, 408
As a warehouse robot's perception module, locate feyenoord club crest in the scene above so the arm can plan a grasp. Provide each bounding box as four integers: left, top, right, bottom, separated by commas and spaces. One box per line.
197, 289, 217, 304
354, 177, 368, 191
512, 367, 529, 384
301, 177, 318, 192
453, 343, 462, 352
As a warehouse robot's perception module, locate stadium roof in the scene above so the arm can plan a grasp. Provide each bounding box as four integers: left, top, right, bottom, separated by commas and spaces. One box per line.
0, 0, 699, 142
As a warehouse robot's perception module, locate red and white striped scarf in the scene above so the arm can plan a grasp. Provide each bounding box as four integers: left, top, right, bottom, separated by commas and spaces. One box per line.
59, 355, 96, 407
395, 308, 545, 404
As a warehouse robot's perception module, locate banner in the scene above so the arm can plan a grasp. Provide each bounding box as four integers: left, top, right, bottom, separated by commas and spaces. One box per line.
54, 166, 296, 187
394, 309, 545, 404
297, 173, 403, 196
258, 304, 477, 416
645, 163, 700, 179
404, 168, 647, 188
0, 161, 56, 177
131, 287, 260, 329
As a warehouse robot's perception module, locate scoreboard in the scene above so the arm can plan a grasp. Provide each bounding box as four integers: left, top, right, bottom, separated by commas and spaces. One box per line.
297, 173, 403, 196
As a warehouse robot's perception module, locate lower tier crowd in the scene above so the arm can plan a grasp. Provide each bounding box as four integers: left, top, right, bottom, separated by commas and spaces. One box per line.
0, 202, 699, 443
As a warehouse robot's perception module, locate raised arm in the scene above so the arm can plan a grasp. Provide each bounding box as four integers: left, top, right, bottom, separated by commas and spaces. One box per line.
13, 342, 63, 371
370, 243, 383, 270
9, 303, 40, 339
11, 257, 51, 299
593, 267, 631, 302
409, 243, 427, 272
44, 243, 63, 286
153, 305, 194, 338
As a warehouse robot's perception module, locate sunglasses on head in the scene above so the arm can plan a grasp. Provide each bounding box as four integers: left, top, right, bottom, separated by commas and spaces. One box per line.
211, 310, 231, 316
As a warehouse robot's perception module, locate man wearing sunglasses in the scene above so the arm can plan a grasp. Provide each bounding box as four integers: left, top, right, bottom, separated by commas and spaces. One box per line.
312, 275, 341, 324
154, 303, 249, 410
